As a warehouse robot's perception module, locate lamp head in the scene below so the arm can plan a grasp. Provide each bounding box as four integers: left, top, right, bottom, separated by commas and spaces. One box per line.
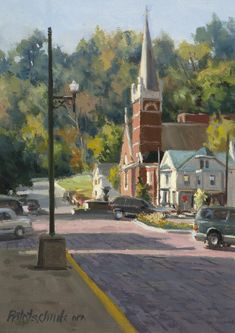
69, 80, 79, 94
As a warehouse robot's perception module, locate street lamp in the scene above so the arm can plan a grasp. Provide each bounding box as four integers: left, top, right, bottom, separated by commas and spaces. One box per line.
37, 27, 79, 270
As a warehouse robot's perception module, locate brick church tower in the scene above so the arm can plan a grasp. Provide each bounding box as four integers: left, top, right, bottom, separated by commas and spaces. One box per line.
120, 12, 162, 203
131, 13, 162, 162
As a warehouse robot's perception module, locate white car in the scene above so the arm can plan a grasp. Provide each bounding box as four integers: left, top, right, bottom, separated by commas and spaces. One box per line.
0, 208, 33, 237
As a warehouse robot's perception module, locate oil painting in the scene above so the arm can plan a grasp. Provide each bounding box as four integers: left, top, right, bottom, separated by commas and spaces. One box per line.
0, 0, 235, 332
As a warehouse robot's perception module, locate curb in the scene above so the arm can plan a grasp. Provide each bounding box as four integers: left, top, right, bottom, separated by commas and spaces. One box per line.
66, 252, 138, 333
133, 219, 192, 234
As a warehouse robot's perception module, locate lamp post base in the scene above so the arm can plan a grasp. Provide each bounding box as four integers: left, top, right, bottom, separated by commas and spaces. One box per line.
37, 234, 67, 270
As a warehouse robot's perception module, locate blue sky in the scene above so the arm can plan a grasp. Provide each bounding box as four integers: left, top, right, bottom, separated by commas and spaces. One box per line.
0, 0, 234, 54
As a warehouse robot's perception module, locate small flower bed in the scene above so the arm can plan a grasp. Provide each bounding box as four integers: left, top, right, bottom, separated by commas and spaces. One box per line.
137, 213, 193, 230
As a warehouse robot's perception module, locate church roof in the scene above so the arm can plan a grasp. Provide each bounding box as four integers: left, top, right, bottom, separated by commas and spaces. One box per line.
161, 123, 208, 151
139, 13, 159, 91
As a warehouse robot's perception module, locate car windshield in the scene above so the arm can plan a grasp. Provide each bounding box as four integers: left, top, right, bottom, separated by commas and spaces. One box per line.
197, 208, 228, 220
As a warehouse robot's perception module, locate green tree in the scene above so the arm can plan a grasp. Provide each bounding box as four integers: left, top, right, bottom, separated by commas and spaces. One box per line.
0, 130, 33, 193
194, 189, 208, 210
135, 177, 151, 202
108, 165, 120, 190
206, 115, 235, 152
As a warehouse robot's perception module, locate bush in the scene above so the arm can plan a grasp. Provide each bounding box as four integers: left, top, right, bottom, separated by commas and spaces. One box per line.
135, 177, 151, 202
137, 213, 193, 230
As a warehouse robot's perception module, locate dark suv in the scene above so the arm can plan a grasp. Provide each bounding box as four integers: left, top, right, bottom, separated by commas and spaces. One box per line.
110, 196, 172, 220
193, 206, 235, 249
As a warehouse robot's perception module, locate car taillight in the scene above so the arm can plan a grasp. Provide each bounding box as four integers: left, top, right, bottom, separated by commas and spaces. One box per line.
193, 223, 199, 231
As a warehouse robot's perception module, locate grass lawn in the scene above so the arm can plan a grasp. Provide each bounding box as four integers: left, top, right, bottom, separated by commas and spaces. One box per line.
57, 174, 93, 198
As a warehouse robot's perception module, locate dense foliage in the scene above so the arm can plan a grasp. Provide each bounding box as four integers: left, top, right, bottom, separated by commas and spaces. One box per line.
0, 14, 234, 192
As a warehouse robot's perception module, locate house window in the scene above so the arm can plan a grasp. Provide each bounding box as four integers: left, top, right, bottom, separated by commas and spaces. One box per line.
183, 175, 190, 185
200, 160, 204, 169
205, 160, 209, 168
165, 174, 169, 185
124, 172, 128, 190
209, 175, 216, 186
197, 176, 201, 185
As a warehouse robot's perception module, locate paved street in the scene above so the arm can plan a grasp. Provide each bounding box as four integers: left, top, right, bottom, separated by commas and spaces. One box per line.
1, 212, 235, 333
1, 180, 234, 332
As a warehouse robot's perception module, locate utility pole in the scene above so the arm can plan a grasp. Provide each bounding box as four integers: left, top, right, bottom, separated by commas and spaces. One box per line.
157, 147, 161, 205
225, 132, 230, 206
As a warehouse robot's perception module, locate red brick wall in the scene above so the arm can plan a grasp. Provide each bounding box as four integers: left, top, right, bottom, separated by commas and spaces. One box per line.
177, 113, 210, 124
132, 99, 162, 160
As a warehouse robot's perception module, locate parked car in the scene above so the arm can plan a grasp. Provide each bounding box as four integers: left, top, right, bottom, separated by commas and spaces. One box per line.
0, 208, 33, 237
193, 206, 235, 249
109, 196, 175, 220
17, 197, 41, 215
27, 199, 41, 214
0, 195, 23, 215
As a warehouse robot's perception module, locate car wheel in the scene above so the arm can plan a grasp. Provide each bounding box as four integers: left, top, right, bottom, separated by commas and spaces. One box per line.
207, 231, 221, 249
14, 226, 25, 238
114, 210, 123, 220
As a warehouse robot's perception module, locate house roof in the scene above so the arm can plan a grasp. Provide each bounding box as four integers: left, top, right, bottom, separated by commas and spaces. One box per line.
161, 148, 235, 171
194, 147, 214, 157
95, 163, 117, 178
216, 152, 235, 168
161, 123, 208, 151
164, 150, 196, 169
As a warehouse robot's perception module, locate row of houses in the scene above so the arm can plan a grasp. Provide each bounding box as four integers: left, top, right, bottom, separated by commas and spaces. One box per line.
92, 144, 235, 209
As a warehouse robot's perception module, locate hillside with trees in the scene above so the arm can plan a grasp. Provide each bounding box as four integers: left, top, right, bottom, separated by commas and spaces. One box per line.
0, 14, 234, 193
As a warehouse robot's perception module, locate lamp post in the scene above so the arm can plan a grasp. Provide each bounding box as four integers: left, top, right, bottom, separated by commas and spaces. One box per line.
37, 27, 79, 269
225, 132, 230, 206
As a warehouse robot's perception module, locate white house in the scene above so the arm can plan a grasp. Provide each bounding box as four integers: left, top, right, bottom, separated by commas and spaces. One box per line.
92, 163, 120, 200
160, 147, 235, 210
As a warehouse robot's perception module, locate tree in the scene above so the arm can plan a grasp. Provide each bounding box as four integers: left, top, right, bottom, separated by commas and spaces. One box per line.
194, 14, 235, 60
0, 130, 33, 193
9, 30, 47, 85
194, 189, 208, 210
87, 123, 122, 163
135, 177, 151, 202
108, 165, 120, 190
206, 115, 235, 152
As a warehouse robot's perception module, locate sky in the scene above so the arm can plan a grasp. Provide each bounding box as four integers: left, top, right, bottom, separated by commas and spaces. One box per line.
0, 0, 234, 54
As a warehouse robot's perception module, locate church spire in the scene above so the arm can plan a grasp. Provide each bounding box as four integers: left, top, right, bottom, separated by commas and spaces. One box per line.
139, 9, 158, 91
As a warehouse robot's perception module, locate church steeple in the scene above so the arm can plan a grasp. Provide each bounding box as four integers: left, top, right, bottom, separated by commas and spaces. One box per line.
139, 11, 158, 91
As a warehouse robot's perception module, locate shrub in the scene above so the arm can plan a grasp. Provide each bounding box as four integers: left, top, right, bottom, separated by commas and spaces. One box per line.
135, 177, 151, 202
194, 189, 208, 210
137, 213, 193, 230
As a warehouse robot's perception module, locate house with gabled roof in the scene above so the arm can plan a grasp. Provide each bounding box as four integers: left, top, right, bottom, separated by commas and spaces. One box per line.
92, 163, 120, 200
160, 147, 235, 210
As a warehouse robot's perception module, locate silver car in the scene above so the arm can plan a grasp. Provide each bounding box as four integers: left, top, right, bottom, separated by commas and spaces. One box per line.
0, 208, 33, 237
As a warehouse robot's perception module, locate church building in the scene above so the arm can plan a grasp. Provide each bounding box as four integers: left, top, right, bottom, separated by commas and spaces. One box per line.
119, 13, 209, 204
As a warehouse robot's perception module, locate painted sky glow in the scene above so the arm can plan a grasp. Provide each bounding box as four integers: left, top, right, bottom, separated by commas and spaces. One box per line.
0, 0, 234, 54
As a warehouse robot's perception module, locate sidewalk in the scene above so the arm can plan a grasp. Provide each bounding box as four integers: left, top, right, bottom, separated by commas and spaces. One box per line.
0, 249, 129, 333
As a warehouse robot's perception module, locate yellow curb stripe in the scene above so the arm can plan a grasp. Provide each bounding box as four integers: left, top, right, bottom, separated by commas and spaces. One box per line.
66, 252, 138, 333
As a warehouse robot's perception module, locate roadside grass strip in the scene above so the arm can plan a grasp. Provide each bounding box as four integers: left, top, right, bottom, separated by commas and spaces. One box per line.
66, 252, 138, 333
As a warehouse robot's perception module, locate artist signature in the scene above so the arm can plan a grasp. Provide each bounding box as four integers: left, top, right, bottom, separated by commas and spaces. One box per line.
6, 309, 86, 324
